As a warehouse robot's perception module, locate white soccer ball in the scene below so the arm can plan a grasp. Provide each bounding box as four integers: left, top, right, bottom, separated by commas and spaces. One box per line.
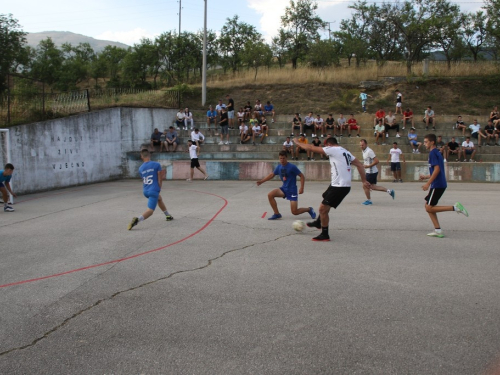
292, 220, 305, 232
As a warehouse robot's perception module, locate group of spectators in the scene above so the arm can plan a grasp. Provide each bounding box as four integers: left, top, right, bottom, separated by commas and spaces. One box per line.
290, 112, 361, 139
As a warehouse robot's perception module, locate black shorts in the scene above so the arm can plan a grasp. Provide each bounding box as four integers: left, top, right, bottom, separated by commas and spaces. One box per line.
366, 172, 378, 185
152, 140, 161, 146
471, 132, 478, 139
391, 162, 401, 171
190, 158, 200, 168
304, 124, 314, 130
425, 188, 446, 206
321, 186, 351, 208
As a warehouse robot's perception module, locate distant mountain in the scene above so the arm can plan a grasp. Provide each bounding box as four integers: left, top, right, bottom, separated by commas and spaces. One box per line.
26, 31, 130, 52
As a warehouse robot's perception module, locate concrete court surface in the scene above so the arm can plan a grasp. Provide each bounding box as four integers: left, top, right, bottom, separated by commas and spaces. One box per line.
0, 180, 499, 375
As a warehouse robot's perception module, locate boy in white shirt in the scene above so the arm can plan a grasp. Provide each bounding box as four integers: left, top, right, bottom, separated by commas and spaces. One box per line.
461, 137, 476, 162
387, 142, 405, 182
186, 140, 208, 181
239, 123, 251, 144
283, 137, 294, 155
190, 128, 205, 147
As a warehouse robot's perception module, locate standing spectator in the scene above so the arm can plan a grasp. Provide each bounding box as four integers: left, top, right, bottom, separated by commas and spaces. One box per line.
311, 136, 323, 160
237, 107, 245, 124
360, 139, 395, 205
206, 105, 217, 135
408, 128, 422, 154
295, 134, 310, 161
424, 106, 436, 130
313, 114, 324, 138
283, 136, 294, 154
484, 120, 499, 146
359, 90, 372, 113
184, 107, 194, 130
455, 115, 467, 136
374, 119, 386, 145
337, 113, 348, 137
239, 122, 251, 144
325, 114, 335, 133
175, 108, 185, 129
469, 119, 488, 146
191, 128, 205, 147
226, 94, 235, 129
374, 108, 385, 127
0, 163, 16, 212
218, 107, 230, 145
419, 133, 469, 238
347, 113, 361, 137
387, 142, 405, 183
461, 136, 476, 162
244, 101, 252, 120
127, 149, 173, 230
446, 137, 460, 161
290, 113, 302, 136
186, 140, 209, 182
436, 135, 446, 162
163, 126, 178, 152
215, 99, 226, 118
385, 110, 401, 138
303, 112, 314, 137
264, 101, 276, 123
150, 128, 162, 151
256, 151, 316, 221
402, 108, 414, 130
395, 89, 403, 115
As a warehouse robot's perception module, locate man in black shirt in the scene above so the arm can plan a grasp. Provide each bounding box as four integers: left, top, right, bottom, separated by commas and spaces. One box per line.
484, 120, 499, 146
226, 94, 235, 129
447, 136, 460, 161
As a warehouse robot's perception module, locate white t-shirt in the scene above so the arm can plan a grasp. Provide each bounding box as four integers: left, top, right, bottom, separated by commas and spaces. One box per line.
215, 103, 226, 111
390, 148, 402, 163
240, 125, 248, 134
469, 124, 480, 133
189, 144, 198, 159
176, 111, 184, 120
323, 146, 355, 187
462, 140, 474, 148
191, 131, 204, 141
314, 118, 323, 126
252, 125, 261, 134
337, 117, 346, 126
385, 115, 396, 125
237, 111, 245, 119
283, 140, 293, 148
362, 147, 378, 174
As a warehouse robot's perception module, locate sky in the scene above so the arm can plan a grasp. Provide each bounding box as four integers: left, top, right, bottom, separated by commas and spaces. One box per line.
4, 0, 484, 46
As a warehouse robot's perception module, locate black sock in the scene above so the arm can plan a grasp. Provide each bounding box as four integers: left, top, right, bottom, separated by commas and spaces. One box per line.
322, 227, 329, 236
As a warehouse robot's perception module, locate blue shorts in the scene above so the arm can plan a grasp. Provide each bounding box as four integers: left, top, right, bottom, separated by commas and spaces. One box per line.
0, 182, 4, 188
143, 191, 159, 210
228, 111, 235, 119
410, 140, 418, 146
280, 188, 298, 201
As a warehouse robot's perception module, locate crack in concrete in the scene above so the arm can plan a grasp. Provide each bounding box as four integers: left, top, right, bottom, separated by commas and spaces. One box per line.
0, 232, 294, 357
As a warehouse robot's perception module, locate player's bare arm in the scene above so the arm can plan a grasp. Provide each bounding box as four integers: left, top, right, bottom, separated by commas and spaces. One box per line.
351, 158, 371, 190
4, 182, 16, 197
298, 173, 305, 194
421, 165, 440, 190
364, 156, 379, 169
256, 173, 275, 186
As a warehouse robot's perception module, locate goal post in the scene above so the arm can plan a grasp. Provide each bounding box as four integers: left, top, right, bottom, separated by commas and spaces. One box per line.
0, 129, 14, 204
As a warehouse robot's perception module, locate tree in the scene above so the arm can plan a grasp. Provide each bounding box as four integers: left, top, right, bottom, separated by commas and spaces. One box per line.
334, 18, 369, 66
307, 39, 340, 69
242, 40, 273, 80
100, 46, 128, 87
271, 29, 290, 68
463, 11, 488, 61
431, 2, 463, 69
30, 38, 64, 88
219, 15, 261, 73
121, 39, 156, 88
280, 0, 326, 69
0, 14, 28, 93
484, 0, 500, 52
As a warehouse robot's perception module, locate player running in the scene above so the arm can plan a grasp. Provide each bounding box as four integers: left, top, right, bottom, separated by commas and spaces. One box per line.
293, 137, 370, 241
128, 149, 173, 230
419, 134, 468, 238
256, 151, 316, 220
0, 163, 16, 212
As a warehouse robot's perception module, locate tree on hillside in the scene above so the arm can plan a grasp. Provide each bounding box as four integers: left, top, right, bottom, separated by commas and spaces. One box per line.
280, 0, 325, 69
121, 39, 156, 88
219, 16, 261, 73
100, 46, 128, 88
242, 40, 273, 80
431, 2, 463, 69
0, 14, 28, 93
57, 42, 96, 90
307, 39, 340, 69
334, 17, 369, 66
271, 29, 290, 68
463, 11, 488, 61
484, 0, 500, 53
30, 38, 64, 89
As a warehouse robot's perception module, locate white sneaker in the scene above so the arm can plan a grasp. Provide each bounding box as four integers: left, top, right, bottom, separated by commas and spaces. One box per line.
396, 133, 401, 138
427, 231, 444, 238
4, 205, 14, 212
454, 202, 469, 217
444, 159, 447, 162
218, 141, 224, 145
272, 119, 275, 123
186, 178, 192, 182
224, 141, 229, 145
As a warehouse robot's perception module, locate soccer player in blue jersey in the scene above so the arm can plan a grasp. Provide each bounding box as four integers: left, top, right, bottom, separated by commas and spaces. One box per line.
419, 134, 468, 238
128, 149, 173, 230
0, 163, 16, 212
256, 151, 316, 220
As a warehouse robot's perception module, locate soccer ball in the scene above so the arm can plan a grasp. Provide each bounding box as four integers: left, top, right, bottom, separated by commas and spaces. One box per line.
292, 220, 305, 232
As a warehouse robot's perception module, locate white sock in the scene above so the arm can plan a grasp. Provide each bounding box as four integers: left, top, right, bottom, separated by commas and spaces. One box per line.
435, 228, 442, 233
139, 216, 145, 222
164, 211, 170, 216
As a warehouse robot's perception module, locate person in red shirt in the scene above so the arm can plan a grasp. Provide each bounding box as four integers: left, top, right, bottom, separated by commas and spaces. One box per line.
374, 108, 385, 128
403, 108, 414, 130
347, 114, 361, 137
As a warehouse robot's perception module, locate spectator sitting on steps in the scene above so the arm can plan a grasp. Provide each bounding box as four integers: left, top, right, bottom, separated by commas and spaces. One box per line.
461, 136, 476, 162
385, 110, 401, 138
455, 115, 467, 136
191, 128, 205, 147
424, 106, 436, 130
408, 128, 422, 154
150, 128, 162, 151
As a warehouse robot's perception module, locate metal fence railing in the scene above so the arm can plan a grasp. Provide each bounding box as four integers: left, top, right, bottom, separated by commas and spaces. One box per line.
0, 87, 181, 127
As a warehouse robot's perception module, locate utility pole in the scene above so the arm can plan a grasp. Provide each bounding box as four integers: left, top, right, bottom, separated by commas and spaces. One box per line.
178, 0, 182, 34
202, 0, 207, 106
324, 21, 335, 40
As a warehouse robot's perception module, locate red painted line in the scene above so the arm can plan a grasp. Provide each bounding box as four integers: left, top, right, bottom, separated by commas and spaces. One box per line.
0, 189, 228, 289
261, 212, 267, 219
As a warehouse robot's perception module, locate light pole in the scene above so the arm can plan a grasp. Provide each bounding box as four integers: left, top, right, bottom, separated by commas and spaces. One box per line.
202, 0, 207, 106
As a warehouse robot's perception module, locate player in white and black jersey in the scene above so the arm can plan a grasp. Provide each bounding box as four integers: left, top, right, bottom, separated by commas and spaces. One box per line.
292, 137, 370, 241
186, 140, 209, 182
360, 139, 395, 205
